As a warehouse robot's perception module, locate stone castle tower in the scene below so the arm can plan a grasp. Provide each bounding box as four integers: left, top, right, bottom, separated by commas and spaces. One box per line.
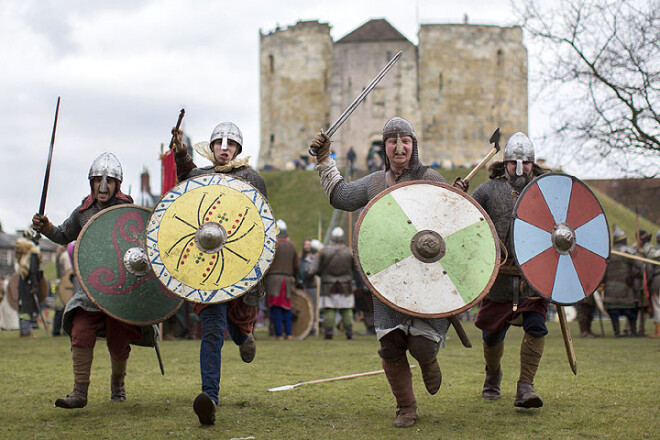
259, 19, 527, 169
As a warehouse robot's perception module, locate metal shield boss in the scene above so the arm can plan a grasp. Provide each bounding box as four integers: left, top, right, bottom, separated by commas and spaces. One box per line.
147, 174, 276, 304
74, 204, 183, 326
512, 173, 610, 305
354, 182, 500, 318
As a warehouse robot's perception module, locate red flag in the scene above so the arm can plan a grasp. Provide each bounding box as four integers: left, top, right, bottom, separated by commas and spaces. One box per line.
161, 149, 177, 194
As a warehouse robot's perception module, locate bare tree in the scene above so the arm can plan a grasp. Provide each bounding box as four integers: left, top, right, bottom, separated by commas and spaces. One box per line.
514, 0, 659, 176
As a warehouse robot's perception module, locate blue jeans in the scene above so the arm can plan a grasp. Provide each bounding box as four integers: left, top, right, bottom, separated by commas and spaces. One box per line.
269, 306, 292, 337
199, 303, 248, 404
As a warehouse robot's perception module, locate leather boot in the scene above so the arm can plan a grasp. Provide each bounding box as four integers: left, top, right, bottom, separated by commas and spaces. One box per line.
649, 323, 660, 338
514, 380, 543, 408
381, 357, 417, 428
482, 341, 504, 400
239, 334, 256, 363
193, 392, 216, 426
55, 347, 93, 409
516, 334, 544, 408
407, 335, 441, 395
419, 359, 442, 395
110, 358, 127, 402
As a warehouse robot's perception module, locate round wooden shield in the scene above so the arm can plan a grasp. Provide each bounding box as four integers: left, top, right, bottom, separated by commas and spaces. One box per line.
290, 288, 314, 340
146, 174, 277, 304
57, 269, 74, 305
354, 182, 500, 318
512, 173, 610, 305
6, 274, 19, 311
74, 204, 183, 326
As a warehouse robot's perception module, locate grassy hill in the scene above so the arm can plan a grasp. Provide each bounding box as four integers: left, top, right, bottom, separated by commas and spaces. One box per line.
262, 168, 658, 250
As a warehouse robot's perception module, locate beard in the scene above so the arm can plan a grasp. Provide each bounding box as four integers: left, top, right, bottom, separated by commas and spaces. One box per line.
506, 172, 532, 191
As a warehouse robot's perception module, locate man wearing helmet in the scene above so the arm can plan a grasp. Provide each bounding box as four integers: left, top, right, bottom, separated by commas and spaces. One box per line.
471, 132, 551, 409
32, 153, 155, 409
603, 226, 641, 337
312, 226, 355, 340
310, 117, 457, 428
172, 121, 266, 426
265, 219, 299, 340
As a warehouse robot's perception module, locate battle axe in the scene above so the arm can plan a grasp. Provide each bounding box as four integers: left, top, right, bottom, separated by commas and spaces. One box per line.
463, 128, 501, 184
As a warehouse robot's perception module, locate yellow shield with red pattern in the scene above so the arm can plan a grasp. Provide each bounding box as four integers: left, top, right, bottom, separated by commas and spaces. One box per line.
146, 174, 276, 304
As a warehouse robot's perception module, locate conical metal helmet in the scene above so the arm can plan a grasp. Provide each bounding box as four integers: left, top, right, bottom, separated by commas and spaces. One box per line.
612, 225, 627, 242
382, 117, 416, 142
89, 152, 123, 183
503, 132, 535, 176
210, 122, 243, 155
330, 227, 344, 243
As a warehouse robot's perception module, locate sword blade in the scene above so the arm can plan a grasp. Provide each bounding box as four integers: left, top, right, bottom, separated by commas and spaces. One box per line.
309, 51, 403, 155
326, 51, 402, 138
38, 97, 61, 216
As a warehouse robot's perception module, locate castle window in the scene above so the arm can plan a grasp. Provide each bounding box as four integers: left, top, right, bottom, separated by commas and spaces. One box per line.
438, 73, 443, 92
386, 51, 392, 62
497, 49, 503, 67
269, 55, 274, 73
270, 134, 275, 143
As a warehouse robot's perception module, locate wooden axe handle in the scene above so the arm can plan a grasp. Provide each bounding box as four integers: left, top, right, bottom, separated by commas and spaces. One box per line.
464, 146, 499, 183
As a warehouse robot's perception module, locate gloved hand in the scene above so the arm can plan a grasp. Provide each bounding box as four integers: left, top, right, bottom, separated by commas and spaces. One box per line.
452, 177, 469, 192
32, 214, 53, 235
171, 127, 186, 157
309, 132, 331, 163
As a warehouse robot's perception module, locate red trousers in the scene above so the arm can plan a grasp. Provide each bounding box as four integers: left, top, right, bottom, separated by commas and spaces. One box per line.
70, 309, 141, 361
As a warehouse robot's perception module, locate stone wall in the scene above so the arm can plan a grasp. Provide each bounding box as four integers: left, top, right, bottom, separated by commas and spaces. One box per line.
259, 21, 333, 169
259, 20, 528, 169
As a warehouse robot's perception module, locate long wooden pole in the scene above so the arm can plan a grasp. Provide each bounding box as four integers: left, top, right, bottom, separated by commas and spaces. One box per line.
268, 365, 417, 392
557, 305, 577, 375
612, 250, 660, 266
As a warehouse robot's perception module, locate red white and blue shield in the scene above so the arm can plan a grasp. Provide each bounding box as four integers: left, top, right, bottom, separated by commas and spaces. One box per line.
512, 173, 610, 304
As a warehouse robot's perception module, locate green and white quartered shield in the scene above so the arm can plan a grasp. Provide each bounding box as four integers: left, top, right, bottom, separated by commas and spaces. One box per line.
354, 182, 500, 318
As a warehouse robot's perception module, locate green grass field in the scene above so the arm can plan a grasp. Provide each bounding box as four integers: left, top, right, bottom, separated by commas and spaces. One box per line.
1, 318, 658, 439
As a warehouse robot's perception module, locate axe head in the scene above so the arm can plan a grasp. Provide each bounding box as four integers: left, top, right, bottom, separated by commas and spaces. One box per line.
489, 128, 501, 152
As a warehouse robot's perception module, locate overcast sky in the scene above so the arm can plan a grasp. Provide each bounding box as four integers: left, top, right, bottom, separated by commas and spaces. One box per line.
0, 0, 638, 234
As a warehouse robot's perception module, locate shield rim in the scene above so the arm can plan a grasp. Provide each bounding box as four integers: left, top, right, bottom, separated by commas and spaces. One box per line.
74, 204, 183, 326
353, 181, 501, 318
512, 172, 610, 305
146, 173, 276, 304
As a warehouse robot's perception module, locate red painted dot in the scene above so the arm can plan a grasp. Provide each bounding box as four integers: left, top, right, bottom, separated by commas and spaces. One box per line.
238, 213, 242, 217
186, 248, 191, 252
205, 217, 210, 221
202, 273, 207, 277
211, 255, 216, 259
181, 261, 185, 265
216, 201, 221, 204
212, 206, 216, 210
183, 255, 188, 259
235, 219, 239, 223
209, 262, 213, 266
228, 231, 232, 235
206, 267, 210, 271
232, 225, 236, 229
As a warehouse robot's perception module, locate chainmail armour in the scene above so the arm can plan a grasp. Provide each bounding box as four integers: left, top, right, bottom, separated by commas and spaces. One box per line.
603, 243, 640, 307
317, 154, 450, 344
471, 171, 545, 303
45, 198, 157, 346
